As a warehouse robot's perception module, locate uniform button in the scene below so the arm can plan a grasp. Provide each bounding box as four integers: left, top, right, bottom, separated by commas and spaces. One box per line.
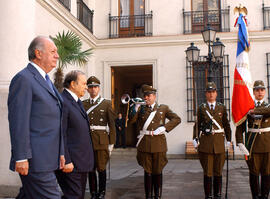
91, 118, 93, 119
152, 121, 154, 123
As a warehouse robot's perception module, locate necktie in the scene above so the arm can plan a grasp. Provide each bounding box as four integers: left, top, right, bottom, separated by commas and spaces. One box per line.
45, 74, 55, 94
77, 99, 86, 115
256, 101, 261, 107
210, 104, 214, 111
91, 99, 94, 104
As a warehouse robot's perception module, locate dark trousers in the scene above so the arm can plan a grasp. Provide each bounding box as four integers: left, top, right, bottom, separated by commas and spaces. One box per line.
19, 171, 61, 199
116, 130, 126, 148
55, 170, 87, 199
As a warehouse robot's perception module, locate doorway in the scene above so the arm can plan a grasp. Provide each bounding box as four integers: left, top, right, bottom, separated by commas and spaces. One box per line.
111, 65, 152, 147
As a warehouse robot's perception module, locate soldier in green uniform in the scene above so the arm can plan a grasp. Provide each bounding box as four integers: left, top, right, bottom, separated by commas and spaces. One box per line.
129, 84, 181, 199
193, 82, 231, 199
236, 80, 270, 199
82, 76, 116, 199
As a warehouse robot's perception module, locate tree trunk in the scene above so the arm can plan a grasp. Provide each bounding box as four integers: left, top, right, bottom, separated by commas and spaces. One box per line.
54, 67, 64, 93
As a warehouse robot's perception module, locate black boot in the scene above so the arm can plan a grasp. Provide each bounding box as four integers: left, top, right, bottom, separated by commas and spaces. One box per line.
144, 172, 152, 199
98, 170, 107, 199
213, 176, 222, 199
153, 173, 162, 199
204, 176, 213, 199
261, 175, 270, 199
89, 171, 98, 199
249, 173, 260, 199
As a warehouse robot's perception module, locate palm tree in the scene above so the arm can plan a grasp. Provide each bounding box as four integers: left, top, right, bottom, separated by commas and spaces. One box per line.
50, 30, 92, 91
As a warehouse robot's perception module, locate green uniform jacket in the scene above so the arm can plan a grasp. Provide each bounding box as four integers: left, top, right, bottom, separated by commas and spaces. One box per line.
194, 102, 231, 154
129, 103, 181, 153
83, 97, 116, 150
236, 101, 270, 153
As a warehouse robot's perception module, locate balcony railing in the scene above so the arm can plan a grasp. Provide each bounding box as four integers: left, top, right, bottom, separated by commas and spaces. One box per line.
183, 7, 230, 34
77, 0, 94, 33
58, 0, 70, 11
263, 4, 270, 30
109, 12, 153, 38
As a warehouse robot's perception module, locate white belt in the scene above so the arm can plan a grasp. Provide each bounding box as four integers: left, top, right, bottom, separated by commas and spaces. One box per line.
90, 125, 107, 131
136, 130, 165, 147
212, 129, 224, 134
248, 127, 270, 133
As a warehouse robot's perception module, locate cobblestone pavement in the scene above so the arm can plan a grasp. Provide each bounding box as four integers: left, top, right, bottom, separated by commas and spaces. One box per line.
0, 155, 252, 199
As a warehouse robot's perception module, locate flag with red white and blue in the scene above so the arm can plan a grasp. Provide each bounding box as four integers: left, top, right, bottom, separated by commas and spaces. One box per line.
232, 13, 254, 126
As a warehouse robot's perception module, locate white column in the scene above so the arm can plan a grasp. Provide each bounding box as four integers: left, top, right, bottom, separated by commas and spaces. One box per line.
0, 0, 36, 186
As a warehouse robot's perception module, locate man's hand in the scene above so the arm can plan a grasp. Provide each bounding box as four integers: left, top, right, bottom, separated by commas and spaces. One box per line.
108, 144, 114, 156
60, 155, 65, 170
238, 143, 250, 156
62, 163, 74, 173
15, 160, 29, 176
225, 141, 231, 150
153, 126, 166, 135
193, 139, 198, 148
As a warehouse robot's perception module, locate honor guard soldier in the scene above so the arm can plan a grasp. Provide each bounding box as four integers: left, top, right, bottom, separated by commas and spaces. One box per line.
193, 82, 231, 199
129, 84, 181, 199
82, 76, 116, 199
236, 80, 270, 199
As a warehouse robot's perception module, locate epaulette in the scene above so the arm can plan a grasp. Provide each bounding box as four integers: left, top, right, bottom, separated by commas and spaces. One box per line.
199, 103, 207, 108
217, 102, 224, 106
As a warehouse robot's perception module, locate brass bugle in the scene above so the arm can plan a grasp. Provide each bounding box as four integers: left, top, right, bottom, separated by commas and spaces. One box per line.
121, 94, 146, 105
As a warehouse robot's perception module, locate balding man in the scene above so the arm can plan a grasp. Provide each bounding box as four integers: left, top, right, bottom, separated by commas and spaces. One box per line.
8, 36, 65, 198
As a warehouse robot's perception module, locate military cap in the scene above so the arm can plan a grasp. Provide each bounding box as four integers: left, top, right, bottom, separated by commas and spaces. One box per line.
142, 84, 157, 94
205, 82, 217, 91
253, 80, 265, 90
87, 76, 100, 87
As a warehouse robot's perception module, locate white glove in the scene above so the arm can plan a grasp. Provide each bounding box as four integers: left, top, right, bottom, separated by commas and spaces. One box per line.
193, 139, 198, 148
153, 126, 166, 135
108, 144, 114, 156
135, 104, 141, 112
238, 143, 250, 156
225, 141, 231, 150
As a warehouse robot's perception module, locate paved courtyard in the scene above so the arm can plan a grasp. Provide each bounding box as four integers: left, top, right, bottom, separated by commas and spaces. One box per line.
0, 153, 252, 199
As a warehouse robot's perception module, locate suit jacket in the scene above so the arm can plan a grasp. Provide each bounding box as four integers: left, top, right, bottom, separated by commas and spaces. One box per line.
61, 89, 94, 172
115, 118, 125, 133
129, 103, 181, 153
8, 63, 64, 172
194, 102, 231, 154
236, 101, 270, 153
82, 97, 116, 150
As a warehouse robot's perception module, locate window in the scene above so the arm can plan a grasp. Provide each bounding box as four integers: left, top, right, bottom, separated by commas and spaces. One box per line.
186, 55, 230, 122
58, 0, 71, 11
77, 0, 94, 32
119, 0, 146, 37
192, 0, 220, 32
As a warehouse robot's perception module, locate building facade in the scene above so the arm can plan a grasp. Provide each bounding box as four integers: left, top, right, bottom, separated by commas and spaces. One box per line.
1, 0, 270, 186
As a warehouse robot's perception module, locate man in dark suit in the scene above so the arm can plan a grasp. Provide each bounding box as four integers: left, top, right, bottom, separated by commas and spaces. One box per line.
8, 36, 65, 198
115, 113, 126, 148
55, 70, 94, 199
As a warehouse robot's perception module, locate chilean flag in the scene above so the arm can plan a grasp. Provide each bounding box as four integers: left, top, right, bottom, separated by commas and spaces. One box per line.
232, 14, 254, 126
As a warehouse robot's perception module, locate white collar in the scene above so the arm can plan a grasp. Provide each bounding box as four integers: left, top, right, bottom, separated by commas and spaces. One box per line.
150, 102, 156, 109
255, 99, 264, 105
65, 88, 79, 102
30, 61, 46, 80
207, 101, 216, 108
90, 95, 100, 103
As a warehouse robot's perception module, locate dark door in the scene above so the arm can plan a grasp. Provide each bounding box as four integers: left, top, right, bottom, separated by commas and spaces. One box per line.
112, 65, 152, 147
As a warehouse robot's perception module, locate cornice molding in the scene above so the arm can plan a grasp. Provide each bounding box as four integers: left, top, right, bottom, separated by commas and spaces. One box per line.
36, 0, 270, 50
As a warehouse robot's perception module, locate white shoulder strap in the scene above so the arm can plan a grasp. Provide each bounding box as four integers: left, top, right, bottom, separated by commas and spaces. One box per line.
86, 98, 105, 115
205, 110, 222, 130
143, 110, 157, 130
